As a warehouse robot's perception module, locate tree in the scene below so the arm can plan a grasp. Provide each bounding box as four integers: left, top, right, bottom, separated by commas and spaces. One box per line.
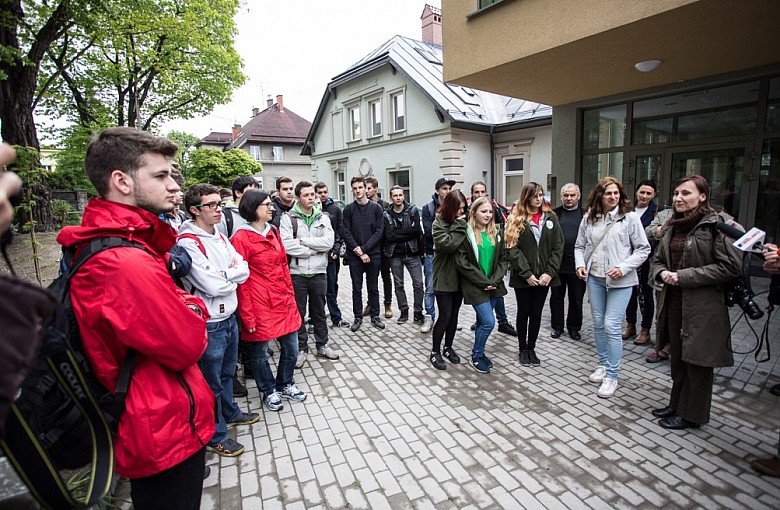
39, 0, 245, 132
48, 124, 97, 194
187, 148, 262, 189
166, 130, 199, 174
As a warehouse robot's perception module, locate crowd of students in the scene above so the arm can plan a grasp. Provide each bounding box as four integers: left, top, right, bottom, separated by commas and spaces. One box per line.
12, 127, 774, 509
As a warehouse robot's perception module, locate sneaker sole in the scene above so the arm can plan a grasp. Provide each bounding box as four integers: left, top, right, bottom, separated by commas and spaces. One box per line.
227, 416, 260, 426
597, 391, 616, 398
265, 404, 284, 412
589, 378, 604, 384
281, 394, 307, 402
316, 353, 340, 360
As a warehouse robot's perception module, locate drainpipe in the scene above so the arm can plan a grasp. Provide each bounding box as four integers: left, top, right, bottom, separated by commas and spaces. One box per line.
489, 125, 495, 200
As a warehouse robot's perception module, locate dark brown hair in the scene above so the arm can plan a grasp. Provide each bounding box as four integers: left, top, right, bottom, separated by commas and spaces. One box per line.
437, 189, 467, 224
673, 174, 714, 214
85, 127, 178, 197
584, 176, 631, 223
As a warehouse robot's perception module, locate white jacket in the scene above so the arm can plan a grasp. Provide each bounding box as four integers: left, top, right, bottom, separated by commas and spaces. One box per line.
177, 220, 250, 321
574, 210, 650, 288
280, 206, 334, 276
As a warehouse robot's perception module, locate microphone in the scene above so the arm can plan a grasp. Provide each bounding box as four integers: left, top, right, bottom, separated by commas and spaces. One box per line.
717, 222, 777, 254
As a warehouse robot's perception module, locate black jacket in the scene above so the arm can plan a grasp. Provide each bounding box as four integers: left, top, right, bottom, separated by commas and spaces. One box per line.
553, 206, 584, 274
321, 198, 343, 258
383, 202, 422, 257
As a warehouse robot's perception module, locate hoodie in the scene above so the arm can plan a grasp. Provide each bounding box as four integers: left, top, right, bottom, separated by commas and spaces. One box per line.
177, 220, 250, 321
280, 202, 334, 275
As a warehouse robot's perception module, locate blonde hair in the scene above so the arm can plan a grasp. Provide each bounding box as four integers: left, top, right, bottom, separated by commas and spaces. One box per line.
505, 182, 550, 248
468, 197, 497, 246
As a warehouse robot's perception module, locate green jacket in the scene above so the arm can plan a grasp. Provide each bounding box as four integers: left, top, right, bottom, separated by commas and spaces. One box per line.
432, 218, 467, 292
507, 212, 565, 288
455, 226, 508, 305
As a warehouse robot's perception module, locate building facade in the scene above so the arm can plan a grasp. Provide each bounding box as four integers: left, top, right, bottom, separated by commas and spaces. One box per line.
442, 0, 780, 242
303, 5, 552, 207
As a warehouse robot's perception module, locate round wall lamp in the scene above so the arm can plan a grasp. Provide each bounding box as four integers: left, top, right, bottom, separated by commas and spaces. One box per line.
634, 59, 662, 73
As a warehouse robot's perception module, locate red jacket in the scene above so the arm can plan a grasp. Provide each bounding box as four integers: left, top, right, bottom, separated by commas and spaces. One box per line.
230, 225, 301, 340
56, 198, 215, 478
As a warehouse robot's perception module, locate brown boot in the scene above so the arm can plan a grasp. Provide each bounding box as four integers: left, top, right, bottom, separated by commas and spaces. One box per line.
634, 328, 651, 345
621, 323, 636, 340
362, 304, 371, 317
384, 303, 393, 319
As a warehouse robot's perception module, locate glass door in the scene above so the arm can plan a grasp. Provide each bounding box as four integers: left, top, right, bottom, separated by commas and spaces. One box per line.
669, 146, 748, 222
631, 151, 666, 207
757, 138, 780, 244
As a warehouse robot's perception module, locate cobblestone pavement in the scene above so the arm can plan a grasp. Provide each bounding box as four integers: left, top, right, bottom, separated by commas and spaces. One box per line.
3, 272, 780, 509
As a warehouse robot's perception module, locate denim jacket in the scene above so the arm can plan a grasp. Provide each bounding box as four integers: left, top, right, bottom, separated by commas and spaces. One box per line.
573, 210, 651, 288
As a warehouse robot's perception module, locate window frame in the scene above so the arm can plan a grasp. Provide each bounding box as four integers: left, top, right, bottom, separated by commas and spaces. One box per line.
368, 98, 382, 138
390, 90, 406, 133
248, 145, 261, 161
272, 146, 284, 162
346, 103, 361, 141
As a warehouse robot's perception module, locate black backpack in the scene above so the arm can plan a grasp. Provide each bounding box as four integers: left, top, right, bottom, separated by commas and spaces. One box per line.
0, 236, 147, 509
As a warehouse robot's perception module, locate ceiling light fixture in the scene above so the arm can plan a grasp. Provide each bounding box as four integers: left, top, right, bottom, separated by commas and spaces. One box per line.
634, 59, 662, 73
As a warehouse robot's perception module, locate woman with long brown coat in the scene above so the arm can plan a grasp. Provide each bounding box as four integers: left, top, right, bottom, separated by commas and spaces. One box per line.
649, 175, 742, 430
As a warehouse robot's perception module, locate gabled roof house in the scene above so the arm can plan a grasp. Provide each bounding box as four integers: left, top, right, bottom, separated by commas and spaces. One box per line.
303, 5, 552, 207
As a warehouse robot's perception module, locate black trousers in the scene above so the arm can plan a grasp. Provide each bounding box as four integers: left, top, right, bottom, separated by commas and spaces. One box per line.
549, 272, 586, 333
130, 447, 205, 510
366, 254, 394, 310
667, 290, 714, 425
432, 291, 462, 353
348, 257, 381, 319
515, 286, 549, 351
625, 261, 654, 329
293, 273, 328, 352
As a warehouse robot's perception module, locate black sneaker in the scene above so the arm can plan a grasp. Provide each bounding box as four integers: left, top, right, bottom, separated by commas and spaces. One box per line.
333, 319, 351, 328
370, 317, 385, 330
529, 350, 540, 366
350, 319, 363, 332
568, 330, 581, 341
483, 353, 493, 369
413, 313, 425, 325
498, 322, 518, 337
551, 329, 563, 339
470, 322, 477, 331
471, 356, 490, 374
209, 438, 245, 457
227, 411, 260, 426
232, 374, 248, 397
430, 352, 446, 370
519, 350, 531, 366
442, 347, 461, 364
397, 310, 409, 324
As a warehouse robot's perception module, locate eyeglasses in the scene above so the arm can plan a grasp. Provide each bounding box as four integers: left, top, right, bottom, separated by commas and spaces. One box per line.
259, 202, 274, 208
195, 201, 225, 210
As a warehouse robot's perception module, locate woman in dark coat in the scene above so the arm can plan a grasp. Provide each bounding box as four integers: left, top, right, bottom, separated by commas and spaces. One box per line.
429, 190, 469, 370
623, 179, 659, 345
649, 175, 742, 430
504, 182, 564, 367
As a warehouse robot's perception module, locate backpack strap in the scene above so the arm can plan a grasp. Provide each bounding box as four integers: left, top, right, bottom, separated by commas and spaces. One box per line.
177, 233, 207, 257
1, 236, 146, 510
225, 211, 234, 237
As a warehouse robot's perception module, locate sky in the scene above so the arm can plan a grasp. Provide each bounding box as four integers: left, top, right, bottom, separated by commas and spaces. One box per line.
160, 0, 441, 138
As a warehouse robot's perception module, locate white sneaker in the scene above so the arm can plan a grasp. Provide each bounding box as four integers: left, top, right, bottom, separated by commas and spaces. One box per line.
588, 366, 606, 384
316, 345, 339, 360
597, 378, 618, 398
420, 317, 433, 334
295, 351, 306, 369
281, 384, 307, 403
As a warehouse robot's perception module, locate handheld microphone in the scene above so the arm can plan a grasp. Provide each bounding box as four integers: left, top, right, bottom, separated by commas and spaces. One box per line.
717, 222, 778, 255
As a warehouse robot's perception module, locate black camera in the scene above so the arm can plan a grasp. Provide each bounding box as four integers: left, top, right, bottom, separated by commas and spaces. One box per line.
724, 279, 764, 320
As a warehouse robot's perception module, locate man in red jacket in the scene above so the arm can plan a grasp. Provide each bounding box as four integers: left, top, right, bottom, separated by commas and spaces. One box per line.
56, 127, 215, 510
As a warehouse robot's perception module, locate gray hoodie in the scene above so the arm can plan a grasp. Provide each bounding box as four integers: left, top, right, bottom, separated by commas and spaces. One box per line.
177, 220, 250, 322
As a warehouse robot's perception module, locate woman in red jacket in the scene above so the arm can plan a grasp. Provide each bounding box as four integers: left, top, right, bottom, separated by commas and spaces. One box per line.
231, 189, 307, 412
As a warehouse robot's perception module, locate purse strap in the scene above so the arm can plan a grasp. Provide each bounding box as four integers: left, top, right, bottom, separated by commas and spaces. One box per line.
591, 218, 618, 254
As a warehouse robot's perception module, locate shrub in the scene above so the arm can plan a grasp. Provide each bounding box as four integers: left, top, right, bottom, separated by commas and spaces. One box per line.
51, 199, 81, 227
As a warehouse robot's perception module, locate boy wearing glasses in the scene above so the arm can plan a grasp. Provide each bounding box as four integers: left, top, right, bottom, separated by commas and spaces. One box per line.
178, 184, 257, 458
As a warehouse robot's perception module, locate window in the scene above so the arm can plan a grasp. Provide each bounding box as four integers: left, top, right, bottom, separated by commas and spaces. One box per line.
503, 155, 525, 206
478, 0, 504, 9
348, 105, 361, 141
389, 167, 411, 198
249, 145, 261, 161
391, 92, 405, 132
331, 160, 347, 201
272, 146, 283, 161
369, 99, 382, 137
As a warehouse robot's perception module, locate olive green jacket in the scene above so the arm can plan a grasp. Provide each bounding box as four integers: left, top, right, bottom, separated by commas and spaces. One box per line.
455, 226, 508, 305
507, 212, 565, 289
649, 211, 743, 367
432, 218, 467, 292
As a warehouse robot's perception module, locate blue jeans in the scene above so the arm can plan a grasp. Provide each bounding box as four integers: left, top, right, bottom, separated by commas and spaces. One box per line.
199, 316, 241, 445
587, 277, 632, 380
326, 257, 343, 324
472, 297, 499, 359
423, 253, 435, 320
250, 332, 298, 397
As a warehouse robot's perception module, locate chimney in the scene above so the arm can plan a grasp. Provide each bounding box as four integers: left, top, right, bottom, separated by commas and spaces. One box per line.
276, 94, 284, 112
266, 96, 273, 108
421, 4, 442, 46
231, 122, 241, 141
252, 107, 259, 117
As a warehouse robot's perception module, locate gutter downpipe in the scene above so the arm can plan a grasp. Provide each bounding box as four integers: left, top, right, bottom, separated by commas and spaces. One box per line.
489, 125, 496, 200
